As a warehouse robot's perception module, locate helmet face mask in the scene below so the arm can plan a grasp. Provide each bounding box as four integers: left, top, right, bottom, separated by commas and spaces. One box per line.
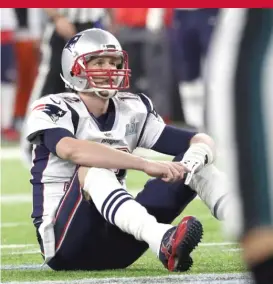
71, 49, 130, 91
61, 29, 131, 99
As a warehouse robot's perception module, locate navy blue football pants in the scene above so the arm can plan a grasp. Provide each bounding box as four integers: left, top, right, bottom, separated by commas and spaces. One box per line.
35, 152, 197, 270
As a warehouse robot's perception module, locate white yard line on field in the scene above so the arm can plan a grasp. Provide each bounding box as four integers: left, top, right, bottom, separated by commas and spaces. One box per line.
1, 194, 32, 204
0, 249, 41, 255
1, 147, 22, 160
224, 248, 243, 252
1, 244, 37, 249
199, 242, 237, 247
1, 273, 253, 284
0, 222, 30, 228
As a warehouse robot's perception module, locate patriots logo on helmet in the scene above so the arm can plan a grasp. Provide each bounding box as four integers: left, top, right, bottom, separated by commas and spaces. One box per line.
65, 34, 82, 52
33, 104, 67, 123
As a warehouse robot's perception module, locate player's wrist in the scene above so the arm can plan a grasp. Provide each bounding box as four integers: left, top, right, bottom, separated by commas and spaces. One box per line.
137, 157, 150, 172
183, 143, 214, 166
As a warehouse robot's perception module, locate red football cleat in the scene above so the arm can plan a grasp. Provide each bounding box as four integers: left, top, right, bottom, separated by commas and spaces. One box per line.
159, 216, 203, 272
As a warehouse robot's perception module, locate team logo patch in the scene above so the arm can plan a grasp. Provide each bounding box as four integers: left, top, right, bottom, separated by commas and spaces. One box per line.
33, 104, 67, 123
65, 34, 82, 52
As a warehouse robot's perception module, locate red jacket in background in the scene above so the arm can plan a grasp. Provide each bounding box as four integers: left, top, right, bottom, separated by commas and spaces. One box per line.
115, 8, 173, 28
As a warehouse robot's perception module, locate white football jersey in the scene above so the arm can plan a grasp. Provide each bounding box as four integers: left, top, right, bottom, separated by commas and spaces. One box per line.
26, 92, 165, 218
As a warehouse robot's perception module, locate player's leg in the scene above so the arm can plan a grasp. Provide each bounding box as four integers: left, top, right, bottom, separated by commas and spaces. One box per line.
157, 153, 231, 220
233, 8, 273, 283
36, 165, 200, 271
207, 8, 273, 284
92, 150, 230, 270
171, 10, 203, 129
188, 163, 233, 221
97, 163, 198, 270
79, 166, 203, 272
135, 156, 197, 224
198, 8, 219, 57
35, 168, 112, 270
36, 167, 156, 271
103, 151, 205, 270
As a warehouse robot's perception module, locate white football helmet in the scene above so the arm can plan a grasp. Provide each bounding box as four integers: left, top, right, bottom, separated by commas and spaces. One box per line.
60, 28, 131, 99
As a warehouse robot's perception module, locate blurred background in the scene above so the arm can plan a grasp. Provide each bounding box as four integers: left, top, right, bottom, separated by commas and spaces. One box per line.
0, 8, 220, 143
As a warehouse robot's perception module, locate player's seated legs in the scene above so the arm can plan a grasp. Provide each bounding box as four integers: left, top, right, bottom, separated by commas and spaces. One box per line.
79, 166, 203, 272
98, 170, 201, 270
36, 168, 112, 271
188, 164, 232, 221
135, 172, 197, 224
170, 151, 232, 221
35, 164, 203, 272
134, 171, 203, 270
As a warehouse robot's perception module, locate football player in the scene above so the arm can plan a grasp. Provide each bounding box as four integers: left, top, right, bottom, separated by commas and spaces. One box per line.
25, 28, 230, 271
207, 8, 273, 284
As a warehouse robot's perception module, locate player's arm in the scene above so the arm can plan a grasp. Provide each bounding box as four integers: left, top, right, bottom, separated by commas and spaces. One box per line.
26, 96, 147, 171
55, 133, 147, 171
26, 96, 188, 183
41, 128, 187, 183
105, 9, 118, 34
152, 126, 216, 184
137, 93, 215, 183
43, 9, 76, 39
152, 125, 215, 159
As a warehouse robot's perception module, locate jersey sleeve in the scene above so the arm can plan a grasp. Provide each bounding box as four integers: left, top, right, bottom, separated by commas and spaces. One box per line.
26, 95, 76, 145
137, 93, 166, 149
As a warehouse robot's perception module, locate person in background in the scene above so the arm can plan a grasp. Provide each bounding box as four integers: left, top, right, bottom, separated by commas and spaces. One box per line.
207, 8, 273, 284
171, 8, 219, 130
114, 8, 173, 123
1, 8, 18, 141
13, 8, 42, 131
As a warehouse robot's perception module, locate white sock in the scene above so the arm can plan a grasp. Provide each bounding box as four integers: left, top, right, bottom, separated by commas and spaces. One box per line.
178, 79, 205, 130
1, 83, 16, 129
189, 164, 232, 220
83, 168, 172, 255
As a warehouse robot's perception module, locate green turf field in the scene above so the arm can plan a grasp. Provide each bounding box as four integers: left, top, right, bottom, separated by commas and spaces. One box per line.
1, 151, 246, 283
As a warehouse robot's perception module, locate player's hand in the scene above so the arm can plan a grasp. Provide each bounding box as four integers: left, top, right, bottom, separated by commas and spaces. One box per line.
182, 159, 203, 185
142, 160, 189, 183
55, 16, 77, 40
181, 143, 213, 185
